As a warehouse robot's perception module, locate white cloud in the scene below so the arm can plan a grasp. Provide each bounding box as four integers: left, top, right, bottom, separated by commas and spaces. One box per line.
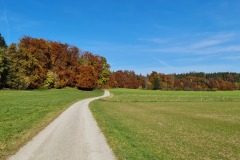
190, 32, 237, 49
75, 32, 240, 74
190, 40, 223, 49
140, 32, 240, 55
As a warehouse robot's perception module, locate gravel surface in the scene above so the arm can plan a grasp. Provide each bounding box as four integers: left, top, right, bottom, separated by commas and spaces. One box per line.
9, 90, 115, 160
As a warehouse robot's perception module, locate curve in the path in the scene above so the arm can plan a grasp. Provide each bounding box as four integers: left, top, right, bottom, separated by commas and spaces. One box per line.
9, 90, 115, 160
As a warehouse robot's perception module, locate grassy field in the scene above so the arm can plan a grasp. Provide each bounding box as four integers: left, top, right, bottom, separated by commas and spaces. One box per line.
0, 88, 103, 160
90, 89, 240, 160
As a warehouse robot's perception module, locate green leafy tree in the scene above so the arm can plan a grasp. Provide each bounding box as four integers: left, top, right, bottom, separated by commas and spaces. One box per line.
6, 43, 30, 89
44, 71, 59, 88
98, 57, 110, 87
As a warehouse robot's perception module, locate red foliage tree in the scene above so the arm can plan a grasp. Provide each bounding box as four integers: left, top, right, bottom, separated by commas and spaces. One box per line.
76, 65, 98, 90
50, 42, 79, 88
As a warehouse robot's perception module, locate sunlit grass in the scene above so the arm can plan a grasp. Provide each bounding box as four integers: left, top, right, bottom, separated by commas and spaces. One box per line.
90, 89, 240, 159
107, 89, 240, 102
0, 88, 103, 160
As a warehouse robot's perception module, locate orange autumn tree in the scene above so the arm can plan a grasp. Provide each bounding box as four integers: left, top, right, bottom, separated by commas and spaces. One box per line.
76, 52, 110, 90
17, 37, 51, 89
76, 65, 98, 90
49, 41, 79, 88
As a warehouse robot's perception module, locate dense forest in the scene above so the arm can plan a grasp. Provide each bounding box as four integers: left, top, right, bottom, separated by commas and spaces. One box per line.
1, 34, 240, 91
0, 34, 110, 90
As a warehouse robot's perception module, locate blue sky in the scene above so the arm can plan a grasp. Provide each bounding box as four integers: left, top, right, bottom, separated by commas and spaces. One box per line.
1, 0, 240, 74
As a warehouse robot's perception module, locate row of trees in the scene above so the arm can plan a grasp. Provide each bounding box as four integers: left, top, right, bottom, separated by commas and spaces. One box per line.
106, 71, 240, 91
1, 33, 240, 91
0, 34, 110, 90
171, 72, 240, 91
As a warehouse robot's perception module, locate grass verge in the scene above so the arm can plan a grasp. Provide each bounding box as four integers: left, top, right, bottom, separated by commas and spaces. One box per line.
90, 89, 240, 160
0, 88, 103, 160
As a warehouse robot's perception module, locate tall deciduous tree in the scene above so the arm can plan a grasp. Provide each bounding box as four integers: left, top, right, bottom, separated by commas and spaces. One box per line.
18, 37, 51, 89
50, 42, 79, 88
98, 56, 110, 87
6, 43, 30, 89
76, 65, 98, 90
77, 52, 110, 89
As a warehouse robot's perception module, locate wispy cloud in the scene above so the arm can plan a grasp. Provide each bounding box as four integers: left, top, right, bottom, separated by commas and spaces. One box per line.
76, 31, 240, 74
144, 44, 240, 56
141, 32, 240, 55
3, 0, 10, 42
190, 33, 237, 49
190, 39, 224, 49
151, 56, 172, 67
71, 32, 240, 58
3, 2, 8, 26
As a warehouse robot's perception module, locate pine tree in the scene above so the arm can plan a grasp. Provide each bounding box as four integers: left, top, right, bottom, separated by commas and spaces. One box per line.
153, 77, 160, 90
0, 34, 8, 88
0, 33, 7, 48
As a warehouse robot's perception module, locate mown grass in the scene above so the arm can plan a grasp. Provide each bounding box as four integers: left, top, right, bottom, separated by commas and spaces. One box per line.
0, 88, 103, 160
90, 89, 240, 160
107, 89, 240, 102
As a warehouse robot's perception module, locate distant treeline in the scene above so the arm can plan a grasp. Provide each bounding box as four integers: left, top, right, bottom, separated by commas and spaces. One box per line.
1, 34, 240, 91
107, 71, 240, 91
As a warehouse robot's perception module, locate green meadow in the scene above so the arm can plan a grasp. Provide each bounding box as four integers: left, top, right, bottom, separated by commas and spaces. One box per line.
90, 89, 240, 160
0, 88, 103, 159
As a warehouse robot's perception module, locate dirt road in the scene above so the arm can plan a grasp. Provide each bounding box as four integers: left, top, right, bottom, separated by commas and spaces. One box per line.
9, 90, 115, 160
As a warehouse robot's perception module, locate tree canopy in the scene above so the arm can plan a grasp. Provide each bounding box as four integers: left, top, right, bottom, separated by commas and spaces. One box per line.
0, 35, 110, 90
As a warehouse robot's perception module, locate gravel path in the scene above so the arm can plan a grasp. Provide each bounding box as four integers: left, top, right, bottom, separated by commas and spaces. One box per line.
9, 90, 115, 160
